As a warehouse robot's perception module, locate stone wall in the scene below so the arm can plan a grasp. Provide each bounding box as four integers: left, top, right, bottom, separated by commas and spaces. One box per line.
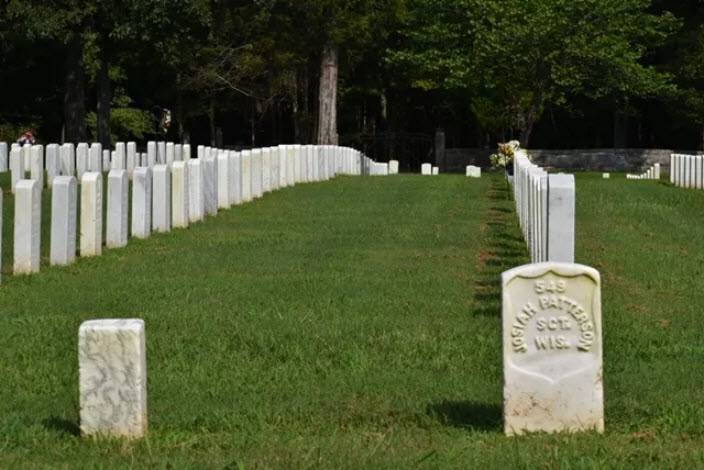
445, 148, 704, 172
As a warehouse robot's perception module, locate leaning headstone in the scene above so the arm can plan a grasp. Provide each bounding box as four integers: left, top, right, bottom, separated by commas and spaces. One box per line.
0, 142, 7, 172
46, 144, 59, 188
80, 172, 103, 257
51, 176, 77, 265
241, 150, 252, 202
421, 163, 432, 175
171, 161, 189, 229
14, 179, 41, 274
106, 170, 129, 248
152, 165, 171, 233
30, 145, 44, 189
188, 159, 205, 222
217, 153, 231, 209
132, 167, 152, 238
502, 262, 603, 435
547, 174, 575, 263
79, 319, 147, 438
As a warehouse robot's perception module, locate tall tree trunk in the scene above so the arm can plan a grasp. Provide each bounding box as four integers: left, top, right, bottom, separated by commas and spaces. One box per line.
64, 37, 87, 143
317, 44, 339, 145
96, 57, 111, 147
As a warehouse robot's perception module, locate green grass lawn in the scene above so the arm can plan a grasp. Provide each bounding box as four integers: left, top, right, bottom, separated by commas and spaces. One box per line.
0, 172, 702, 468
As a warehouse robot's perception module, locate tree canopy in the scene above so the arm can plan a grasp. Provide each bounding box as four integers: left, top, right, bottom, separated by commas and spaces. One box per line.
0, 0, 702, 152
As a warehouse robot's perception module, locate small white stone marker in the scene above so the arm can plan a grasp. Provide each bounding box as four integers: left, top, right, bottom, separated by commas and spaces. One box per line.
113, 142, 126, 170
51, 176, 78, 265
217, 153, 231, 209
502, 262, 603, 435
60, 143, 76, 176
132, 167, 152, 238
183, 144, 191, 160
157, 141, 166, 164
175, 144, 183, 162
432, 166, 439, 175
30, 145, 44, 188
152, 165, 171, 233
80, 173, 103, 257
76, 143, 89, 181
79, 319, 147, 438
241, 150, 252, 202
421, 163, 432, 175
171, 161, 189, 229
188, 159, 205, 222
204, 157, 218, 216
389, 160, 399, 175
306, 146, 314, 181
287, 146, 296, 186
106, 170, 129, 248
602, 173, 610, 179
14, 179, 41, 274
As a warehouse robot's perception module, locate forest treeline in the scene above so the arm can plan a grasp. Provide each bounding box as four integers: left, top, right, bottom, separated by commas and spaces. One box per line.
1, 0, 703, 152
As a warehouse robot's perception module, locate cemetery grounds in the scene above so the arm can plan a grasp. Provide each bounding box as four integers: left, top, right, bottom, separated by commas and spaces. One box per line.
0, 171, 702, 468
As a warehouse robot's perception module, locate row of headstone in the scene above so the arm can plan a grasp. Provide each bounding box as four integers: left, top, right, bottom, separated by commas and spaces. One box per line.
513, 149, 575, 263
626, 163, 660, 180
669, 154, 703, 188
9, 144, 369, 281
466, 165, 482, 178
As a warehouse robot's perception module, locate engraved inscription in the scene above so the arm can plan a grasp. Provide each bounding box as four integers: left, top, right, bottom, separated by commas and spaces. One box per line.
512, 279, 595, 354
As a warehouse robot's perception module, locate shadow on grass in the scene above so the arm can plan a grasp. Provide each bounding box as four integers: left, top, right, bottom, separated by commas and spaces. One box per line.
472, 178, 528, 317
427, 401, 502, 432
43, 416, 80, 437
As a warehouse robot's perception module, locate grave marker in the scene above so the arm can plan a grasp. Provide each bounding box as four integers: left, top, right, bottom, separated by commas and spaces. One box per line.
502, 262, 603, 435
171, 161, 189, 229
80, 173, 103, 257
14, 180, 41, 274
106, 170, 129, 248
132, 167, 152, 238
152, 165, 171, 233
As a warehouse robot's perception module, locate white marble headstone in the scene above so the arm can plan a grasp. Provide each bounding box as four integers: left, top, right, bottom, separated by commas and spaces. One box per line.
152, 165, 171, 233
502, 262, 603, 435
30, 145, 44, 188
14, 179, 41, 274
80, 172, 103, 257
60, 143, 75, 177
187, 159, 204, 222
79, 319, 147, 438
421, 163, 432, 175
217, 153, 231, 209
132, 167, 152, 238
241, 150, 252, 202
51, 176, 77, 265
171, 161, 189, 229
0, 141, 7, 172
46, 144, 59, 188
106, 170, 129, 248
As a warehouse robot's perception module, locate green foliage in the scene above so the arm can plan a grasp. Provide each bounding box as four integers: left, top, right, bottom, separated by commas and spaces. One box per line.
86, 107, 152, 142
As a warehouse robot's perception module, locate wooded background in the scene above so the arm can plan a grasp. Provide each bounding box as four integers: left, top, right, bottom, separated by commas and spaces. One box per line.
1, 0, 703, 157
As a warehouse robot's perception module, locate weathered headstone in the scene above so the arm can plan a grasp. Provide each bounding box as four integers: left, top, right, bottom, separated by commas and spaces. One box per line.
80, 172, 103, 257
79, 319, 147, 438
171, 161, 189, 229
502, 262, 603, 435
132, 167, 152, 238
188, 159, 204, 222
152, 165, 171, 233
14, 179, 41, 274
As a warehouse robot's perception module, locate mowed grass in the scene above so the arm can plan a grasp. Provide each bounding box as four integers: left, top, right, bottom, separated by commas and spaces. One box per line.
0, 171, 701, 468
